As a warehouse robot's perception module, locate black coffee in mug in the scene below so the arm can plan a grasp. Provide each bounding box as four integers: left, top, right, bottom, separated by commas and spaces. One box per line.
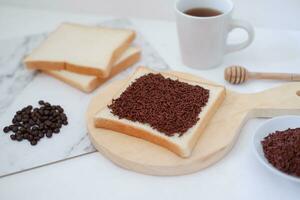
184, 7, 222, 17
176, 0, 254, 69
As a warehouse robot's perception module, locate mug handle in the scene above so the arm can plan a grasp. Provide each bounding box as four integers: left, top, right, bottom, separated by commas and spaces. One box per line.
225, 19, 255, 54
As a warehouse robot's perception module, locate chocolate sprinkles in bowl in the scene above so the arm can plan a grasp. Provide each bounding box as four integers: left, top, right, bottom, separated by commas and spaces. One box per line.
261, 127, 300, 177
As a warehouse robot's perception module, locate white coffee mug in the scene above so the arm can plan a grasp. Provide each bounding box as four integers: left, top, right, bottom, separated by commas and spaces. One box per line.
175, 0, 254, 69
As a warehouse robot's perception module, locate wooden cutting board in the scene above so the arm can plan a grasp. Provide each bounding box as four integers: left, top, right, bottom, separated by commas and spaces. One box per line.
86, 71, 300, 176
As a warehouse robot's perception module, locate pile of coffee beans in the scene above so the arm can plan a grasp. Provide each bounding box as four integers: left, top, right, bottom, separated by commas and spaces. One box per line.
2, 100, 68, 145
261, 128, 300, 177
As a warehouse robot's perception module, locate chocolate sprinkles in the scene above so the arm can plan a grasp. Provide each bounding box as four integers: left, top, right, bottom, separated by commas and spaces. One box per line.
108, 73, 209, 136
261, 128, 300, 177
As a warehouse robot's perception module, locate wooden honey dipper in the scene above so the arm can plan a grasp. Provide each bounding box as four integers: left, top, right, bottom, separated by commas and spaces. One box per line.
224, 65, 300, 84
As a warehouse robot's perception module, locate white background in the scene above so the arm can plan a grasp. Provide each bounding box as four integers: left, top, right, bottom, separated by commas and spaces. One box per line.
0, 1, 300, 200
1, 0, 300, 30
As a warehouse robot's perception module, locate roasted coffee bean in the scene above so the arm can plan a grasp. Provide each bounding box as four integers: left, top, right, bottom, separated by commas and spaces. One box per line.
38, 100, 44, 105
10, 134, 16, 140
44, 110, 49, 116
24, 124, 30, 129
38, 109, 43, 115
12, 118, 17, 124
32, 116, 37, 122
29, 119, 35, 126
42, 116, 48, 121
30, 140, 37, 146
16, 115, 22, 122
27, 135, 33, 140
19, 127, 26, 133
46, 132, 52, 138
3, 126, 10, 133
53, 128, 60, 134
34, 136, 40, 141
16, 135, 23, 141
14, 122, 21, 126
45, 120, 51, 126
23, 114, 29, 119
12, 126, 18, 133
58, 107, 64, 113
31, 131, 38, 136
45, 102, 50, 107
38, 133, 44, 138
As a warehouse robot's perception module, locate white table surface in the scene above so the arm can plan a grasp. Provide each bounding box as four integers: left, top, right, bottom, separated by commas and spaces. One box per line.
0, 5, 299, 200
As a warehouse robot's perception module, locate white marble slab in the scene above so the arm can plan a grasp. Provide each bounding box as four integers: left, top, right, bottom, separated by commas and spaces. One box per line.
0, 19, 168, 177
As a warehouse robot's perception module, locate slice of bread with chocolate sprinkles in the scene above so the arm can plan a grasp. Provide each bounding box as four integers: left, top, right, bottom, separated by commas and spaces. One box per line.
94, 67, 226, 158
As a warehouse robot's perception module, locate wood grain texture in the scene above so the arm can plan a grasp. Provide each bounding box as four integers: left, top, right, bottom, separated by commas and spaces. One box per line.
86, 71, 300, 176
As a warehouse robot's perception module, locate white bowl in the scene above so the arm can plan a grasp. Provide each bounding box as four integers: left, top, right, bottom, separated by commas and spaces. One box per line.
253, 115, 300, 183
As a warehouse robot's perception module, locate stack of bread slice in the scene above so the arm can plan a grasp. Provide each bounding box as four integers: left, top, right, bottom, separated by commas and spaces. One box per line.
24, 23, 141, 92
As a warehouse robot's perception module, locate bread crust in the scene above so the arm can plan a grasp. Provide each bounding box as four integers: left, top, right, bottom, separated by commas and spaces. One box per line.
24, 27, 136, 78
94, 118, 185, 157
42, 48, 141, 93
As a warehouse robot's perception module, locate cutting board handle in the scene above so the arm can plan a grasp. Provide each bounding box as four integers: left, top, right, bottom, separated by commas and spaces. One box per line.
246, 82, 300, 118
